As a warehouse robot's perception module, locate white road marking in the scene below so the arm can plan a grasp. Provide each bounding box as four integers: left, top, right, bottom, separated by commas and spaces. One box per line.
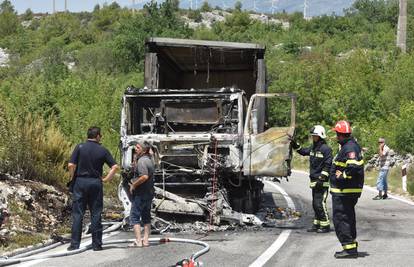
249, 181, 296, 267
363, 185, 414, 206
249, 230, 292, 267
266, 181, 296, 210
17, 230, 121, 267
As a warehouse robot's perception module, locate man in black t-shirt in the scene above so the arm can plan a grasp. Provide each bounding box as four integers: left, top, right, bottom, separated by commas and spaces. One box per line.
67, 126, 118, 251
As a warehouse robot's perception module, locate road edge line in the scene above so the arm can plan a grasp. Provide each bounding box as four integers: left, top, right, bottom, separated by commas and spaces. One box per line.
249, 181, 296, 267
363, 185, 414, 206
293, 169, 414, 206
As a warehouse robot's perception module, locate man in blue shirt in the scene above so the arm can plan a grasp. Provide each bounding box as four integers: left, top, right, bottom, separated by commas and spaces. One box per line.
67, 126, 118, 251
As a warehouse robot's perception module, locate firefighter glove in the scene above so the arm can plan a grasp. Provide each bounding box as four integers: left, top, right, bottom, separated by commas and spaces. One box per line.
315, 179, 324, 189
290, 140, 300, 150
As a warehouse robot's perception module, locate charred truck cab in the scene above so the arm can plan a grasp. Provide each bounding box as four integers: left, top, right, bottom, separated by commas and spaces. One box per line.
119, 38, 296, 225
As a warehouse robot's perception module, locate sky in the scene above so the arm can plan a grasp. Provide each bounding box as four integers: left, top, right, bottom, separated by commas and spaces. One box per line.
8, 0, 354, 16
9, 0, 135, 14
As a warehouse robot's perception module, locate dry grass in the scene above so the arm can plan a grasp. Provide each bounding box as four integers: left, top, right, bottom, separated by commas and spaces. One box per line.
1, 114, 71, 188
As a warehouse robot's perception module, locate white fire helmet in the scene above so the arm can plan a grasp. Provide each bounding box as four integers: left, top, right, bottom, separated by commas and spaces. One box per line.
310, 125, 326, 139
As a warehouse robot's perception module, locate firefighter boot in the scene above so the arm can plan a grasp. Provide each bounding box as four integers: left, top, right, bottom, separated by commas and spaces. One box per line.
307, 225, 319, 232
334, 249, 358, 259
316, 226, 330, 233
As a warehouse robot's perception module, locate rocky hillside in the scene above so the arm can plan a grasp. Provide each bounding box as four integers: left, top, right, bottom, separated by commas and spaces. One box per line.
0, 174, 70, 251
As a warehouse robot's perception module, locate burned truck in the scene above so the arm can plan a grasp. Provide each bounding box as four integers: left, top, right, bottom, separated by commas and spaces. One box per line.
119, 38, 296, 224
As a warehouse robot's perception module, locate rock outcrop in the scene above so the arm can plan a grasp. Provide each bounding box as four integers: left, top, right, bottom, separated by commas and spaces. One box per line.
0, 174, 70, 248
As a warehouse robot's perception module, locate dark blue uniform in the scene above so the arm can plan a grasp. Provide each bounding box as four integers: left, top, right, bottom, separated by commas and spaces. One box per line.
296, 140, 332, 230
69, 140, 116, 250
330, 137, 364, 252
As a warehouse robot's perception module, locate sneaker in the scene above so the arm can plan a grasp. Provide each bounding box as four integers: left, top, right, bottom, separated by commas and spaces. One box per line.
382, 194, 388, 199
372, 195, 382, 200
307, 226, 319, 232
316, 227, 330, 233
334, 249, 358, 259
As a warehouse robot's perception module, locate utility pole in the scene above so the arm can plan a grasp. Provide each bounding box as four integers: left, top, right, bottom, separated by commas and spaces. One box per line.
253, 0, 258, 12
271, 0, 279, 15
65, 0, 67, 12
396, 0, 407, 53
53, 0, 56, 13
303, 0, 309, 19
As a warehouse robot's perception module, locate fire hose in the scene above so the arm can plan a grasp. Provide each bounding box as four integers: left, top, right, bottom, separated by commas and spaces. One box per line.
0, 222, 209, 267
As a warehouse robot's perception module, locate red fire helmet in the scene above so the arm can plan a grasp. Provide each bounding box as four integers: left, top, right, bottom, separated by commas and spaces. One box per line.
332, 120, 352, 134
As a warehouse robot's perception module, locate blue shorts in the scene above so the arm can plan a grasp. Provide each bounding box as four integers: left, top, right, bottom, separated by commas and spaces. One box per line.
130, 195, 153, 226
376, 168, 389, 192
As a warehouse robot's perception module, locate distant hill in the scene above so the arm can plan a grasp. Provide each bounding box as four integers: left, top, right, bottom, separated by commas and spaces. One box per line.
133, 0, 356, 17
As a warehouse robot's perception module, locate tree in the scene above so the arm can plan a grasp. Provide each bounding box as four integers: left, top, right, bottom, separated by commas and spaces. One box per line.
0, 0, 19, 37
22, 8, 34, 21
234, 1, 242, 12
0, 0, 15, 13
93, 4, 100, 12
201, 1, 212, 12
113, 1, 192, 72
109, 2, 121, 10
168, 0, 180, 12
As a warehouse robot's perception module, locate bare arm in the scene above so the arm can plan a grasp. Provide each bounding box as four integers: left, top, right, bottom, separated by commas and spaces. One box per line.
68, 163, 76, 179
130, 175, 149, 193
102, 164, 119, 183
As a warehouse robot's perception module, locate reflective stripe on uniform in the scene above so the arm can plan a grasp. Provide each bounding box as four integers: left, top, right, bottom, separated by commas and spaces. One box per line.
343, 243, 357, 250
313, 219, 320, 225
319, 220, 330, 227
322, 190, 329, 223
315, 152, 324, 158
334, 159, 364, 168
334, 161, 347, 167
346, 159, 364, 165
330, 188, 362, 193
342, 171, 352, 179
321, 171, 329, 177
310, 182, 329, 188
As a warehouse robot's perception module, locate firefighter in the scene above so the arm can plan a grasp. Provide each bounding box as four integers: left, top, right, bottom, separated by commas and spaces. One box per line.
291, 125, 332, 233
330, 120, 364, 259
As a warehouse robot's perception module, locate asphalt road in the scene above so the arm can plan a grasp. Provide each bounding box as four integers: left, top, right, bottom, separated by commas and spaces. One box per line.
13, 170, 414, 267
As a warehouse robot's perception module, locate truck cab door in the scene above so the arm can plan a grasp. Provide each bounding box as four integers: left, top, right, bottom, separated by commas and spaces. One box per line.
242, 93, 296, 177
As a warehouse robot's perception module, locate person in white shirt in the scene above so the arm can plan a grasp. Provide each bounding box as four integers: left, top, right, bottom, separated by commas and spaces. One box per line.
373, 138, 391, 200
